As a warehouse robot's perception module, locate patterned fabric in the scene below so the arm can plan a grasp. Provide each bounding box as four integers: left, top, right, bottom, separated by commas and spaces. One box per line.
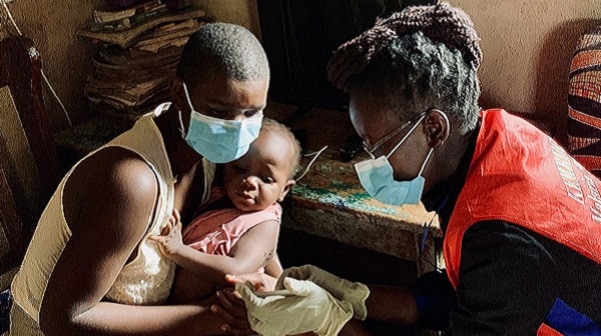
0, 290, 11, 334
567, 26, 601, 177
542, 298, 601, 335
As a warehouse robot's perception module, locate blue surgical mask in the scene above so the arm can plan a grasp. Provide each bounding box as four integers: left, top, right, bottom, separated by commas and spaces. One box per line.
178, 82, 263, 163
354, 114, 433, 205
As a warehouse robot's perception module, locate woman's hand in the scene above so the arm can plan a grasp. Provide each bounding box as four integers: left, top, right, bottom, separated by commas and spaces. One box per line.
211, 273, 278, 335
212, 287, 254, 335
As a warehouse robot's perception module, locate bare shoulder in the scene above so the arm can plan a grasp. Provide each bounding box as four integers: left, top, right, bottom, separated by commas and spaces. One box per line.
251, 219, 280, 232
63, 146, 159, 237
38, 146, 163, 332
232, 219, 280, 249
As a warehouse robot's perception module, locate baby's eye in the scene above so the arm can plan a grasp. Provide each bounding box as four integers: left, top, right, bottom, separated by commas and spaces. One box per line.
261, 176, 275, 183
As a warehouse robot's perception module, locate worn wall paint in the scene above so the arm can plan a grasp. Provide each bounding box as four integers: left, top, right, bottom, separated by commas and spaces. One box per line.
192, 0, 260, 38
3, 1, 97, 131
450, 0, 601, 141
2, 1, 257, 133
173, 0, 601, 141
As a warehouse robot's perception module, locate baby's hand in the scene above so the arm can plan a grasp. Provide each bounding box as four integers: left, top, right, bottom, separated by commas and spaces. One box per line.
149, 209, 184, 258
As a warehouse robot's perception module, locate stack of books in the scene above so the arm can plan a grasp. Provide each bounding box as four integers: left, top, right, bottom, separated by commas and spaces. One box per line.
77, 0, 208, 120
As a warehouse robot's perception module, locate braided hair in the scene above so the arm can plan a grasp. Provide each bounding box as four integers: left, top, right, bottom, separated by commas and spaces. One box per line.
327, 2, 481, 133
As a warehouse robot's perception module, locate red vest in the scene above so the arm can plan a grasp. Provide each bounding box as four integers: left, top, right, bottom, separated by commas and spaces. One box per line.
443, 109, 601, 289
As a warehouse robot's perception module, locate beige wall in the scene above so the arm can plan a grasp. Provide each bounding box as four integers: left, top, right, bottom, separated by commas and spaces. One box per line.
3, 1, 97, 131
451, 0, 600, 141
192, 0, 260, 37
193, 1, 601, 141
2, 1, 599, 137
1, 1, 258, 132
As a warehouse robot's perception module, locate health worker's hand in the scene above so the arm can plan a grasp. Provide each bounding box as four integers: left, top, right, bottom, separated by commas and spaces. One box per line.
278, 264, 370, 320
236, 277, 354, 336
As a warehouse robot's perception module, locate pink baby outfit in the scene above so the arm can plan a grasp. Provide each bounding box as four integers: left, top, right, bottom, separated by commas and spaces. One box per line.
183, 188, 282, 256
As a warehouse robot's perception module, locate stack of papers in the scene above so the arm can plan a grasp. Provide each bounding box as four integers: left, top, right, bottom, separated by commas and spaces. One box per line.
77, 2, 208, 120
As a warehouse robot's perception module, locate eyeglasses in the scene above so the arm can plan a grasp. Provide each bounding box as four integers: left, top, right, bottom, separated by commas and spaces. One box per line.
362, 112, 427, 159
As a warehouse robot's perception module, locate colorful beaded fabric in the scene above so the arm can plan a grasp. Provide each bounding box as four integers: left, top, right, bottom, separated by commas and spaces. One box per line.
567, 25, 601, 177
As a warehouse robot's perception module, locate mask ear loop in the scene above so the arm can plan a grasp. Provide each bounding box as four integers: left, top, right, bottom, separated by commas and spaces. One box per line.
181, 82, 197, 112
417, 147, 434, 177
177, 111, 187, 139
177, 82, 196, 139
295, 145, 328, 181
385, 114, 427, 159
439, 109, 451, 134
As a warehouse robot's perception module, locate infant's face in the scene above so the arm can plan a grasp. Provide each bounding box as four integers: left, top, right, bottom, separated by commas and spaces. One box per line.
223, 129, 294, 212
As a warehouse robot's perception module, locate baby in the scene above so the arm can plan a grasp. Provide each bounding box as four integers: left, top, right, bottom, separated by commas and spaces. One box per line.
151, 118, 302, 303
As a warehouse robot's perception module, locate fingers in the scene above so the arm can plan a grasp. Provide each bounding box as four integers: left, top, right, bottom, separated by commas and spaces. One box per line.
248, 318, 269, 336
170, 209, 183, 234
227, 274, 262, 287
217, 322, 255, 336
161, 218, 173, 236
282, 278, 311, 297
226, 273, 276, 292
211, 301, 235, 322
163, 208, 181, 234
276, 267, 300, 289
225, 274, 245, 285
212, 289, 254, 335
280, 265, 310, 280
277, 264, 318, 290
218, 288, 245, 308
213, 289, 247, 323
148, 237, 166, 256
172, 208, 181, 223
275, 274, 286, 290
147, 235, 161, 242
235, 282, 264, 307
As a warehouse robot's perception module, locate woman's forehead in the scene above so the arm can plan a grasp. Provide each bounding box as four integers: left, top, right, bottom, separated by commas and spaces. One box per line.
350, 97, 402, 137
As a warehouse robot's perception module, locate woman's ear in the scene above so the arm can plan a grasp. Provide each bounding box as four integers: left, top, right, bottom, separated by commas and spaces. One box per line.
278, 180, 296, 202
170, 77, 185, 111
424, 109, 451, 148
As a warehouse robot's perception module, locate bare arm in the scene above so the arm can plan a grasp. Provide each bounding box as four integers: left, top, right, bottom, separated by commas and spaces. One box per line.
264, 252, 284, 278
363, 285, 418, 325
38, 148, 232, 336
154, 218, 280, 287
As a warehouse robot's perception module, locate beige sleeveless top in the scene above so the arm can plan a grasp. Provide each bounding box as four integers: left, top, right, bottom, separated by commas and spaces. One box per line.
10, 103, 215, 326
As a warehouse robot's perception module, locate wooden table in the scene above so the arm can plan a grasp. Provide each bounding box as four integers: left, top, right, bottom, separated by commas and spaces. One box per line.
265, 103, 444, 275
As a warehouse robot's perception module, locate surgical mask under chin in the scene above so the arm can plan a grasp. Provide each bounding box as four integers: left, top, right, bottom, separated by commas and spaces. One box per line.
354, 117, 433, 206
178, 83, 262, 163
